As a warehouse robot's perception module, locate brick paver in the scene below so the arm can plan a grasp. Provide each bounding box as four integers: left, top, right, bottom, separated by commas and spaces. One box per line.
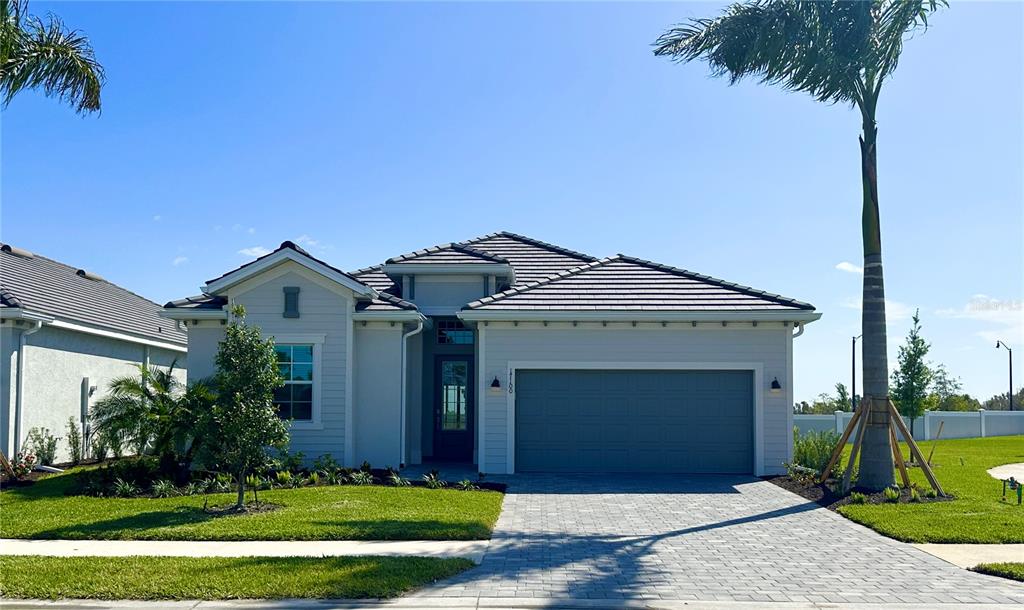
414, 474, 1024, 604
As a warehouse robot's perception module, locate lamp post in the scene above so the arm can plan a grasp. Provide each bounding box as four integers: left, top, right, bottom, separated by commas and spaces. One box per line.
996, 340, 1014, 411
852, 334, 862, 412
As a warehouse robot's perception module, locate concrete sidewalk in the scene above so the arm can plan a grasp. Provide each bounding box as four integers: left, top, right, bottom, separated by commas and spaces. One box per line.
913, 543, 1024, 569
0, 539, 488, 563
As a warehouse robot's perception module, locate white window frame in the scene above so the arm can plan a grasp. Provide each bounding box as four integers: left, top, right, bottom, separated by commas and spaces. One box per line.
271, 333, 326, 430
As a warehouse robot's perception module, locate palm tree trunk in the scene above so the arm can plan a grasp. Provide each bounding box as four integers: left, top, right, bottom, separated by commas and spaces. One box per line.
858, 111, 895, 491
236, 469, 246, 509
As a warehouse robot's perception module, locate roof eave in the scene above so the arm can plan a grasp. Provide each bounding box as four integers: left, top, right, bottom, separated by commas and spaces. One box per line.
203, 249, 377, 298
382, 262, 515, 277
160, 308, 228, 321
457, 310, 822, 323
352, 310, 428, 322
0, 308, 55, 323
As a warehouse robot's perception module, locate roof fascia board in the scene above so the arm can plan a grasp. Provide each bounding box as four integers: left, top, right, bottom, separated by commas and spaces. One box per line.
382, 263, 514, 276
458, 310, 822, 323
0, 308, 55, 323
159, 309, 228, 321
204, 249, 376, 297
352, 311, 427, 322
48, 319, 187, 352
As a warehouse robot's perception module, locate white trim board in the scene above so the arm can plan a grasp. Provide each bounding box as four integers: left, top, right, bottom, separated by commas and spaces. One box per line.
270, 333, 326, 431
461, 310, 821, 323
204, 248, 376, 298
503, 361, 766, 476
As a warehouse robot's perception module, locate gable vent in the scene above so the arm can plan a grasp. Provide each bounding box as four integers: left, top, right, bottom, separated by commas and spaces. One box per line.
1, 244, 33, 259
76, 269, 105, 281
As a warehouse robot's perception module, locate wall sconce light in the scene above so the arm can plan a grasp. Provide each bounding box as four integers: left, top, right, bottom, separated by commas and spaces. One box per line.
88, 385, 98, 397
490, 376, 501, 389
770, 377, 782, 394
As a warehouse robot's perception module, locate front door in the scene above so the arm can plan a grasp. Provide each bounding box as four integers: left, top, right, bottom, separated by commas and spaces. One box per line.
434, 356, 473, 461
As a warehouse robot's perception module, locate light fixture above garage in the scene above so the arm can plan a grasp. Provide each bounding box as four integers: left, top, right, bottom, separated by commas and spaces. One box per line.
770, 377, 782, 393
491, 376, 501, 389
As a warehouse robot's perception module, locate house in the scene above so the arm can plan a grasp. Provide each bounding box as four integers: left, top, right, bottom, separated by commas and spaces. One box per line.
0, 244, 187, 462
163, 232, 819, 475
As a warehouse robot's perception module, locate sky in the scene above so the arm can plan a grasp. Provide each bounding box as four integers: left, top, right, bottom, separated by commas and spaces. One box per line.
2, 1, 1022, 404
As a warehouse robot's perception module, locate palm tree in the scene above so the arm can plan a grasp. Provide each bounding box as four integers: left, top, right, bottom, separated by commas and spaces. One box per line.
1, 0, 104, 114
654, 1, 945, 490
90, 363, 212, 473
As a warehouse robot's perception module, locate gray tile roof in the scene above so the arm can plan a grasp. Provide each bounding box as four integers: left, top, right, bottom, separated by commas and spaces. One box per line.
164, 294, 227, 309
465, 255, 815, 312
459, 232, 598, 285
385, 244, 508, 265
1, 244, 187, 345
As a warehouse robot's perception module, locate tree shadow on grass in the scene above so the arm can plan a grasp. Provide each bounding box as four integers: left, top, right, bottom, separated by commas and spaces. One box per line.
307, 519, 492, 541
30, 506, 217, 539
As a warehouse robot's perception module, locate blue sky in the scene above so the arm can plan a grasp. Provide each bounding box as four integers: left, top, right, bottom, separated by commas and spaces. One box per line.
3, 1, 1021, 403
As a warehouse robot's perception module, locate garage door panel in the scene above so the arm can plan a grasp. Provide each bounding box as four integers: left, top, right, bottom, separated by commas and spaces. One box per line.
515, 370, 754, 474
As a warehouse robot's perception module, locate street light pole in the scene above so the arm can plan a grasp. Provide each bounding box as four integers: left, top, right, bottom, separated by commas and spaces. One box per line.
997, 341, 1014, 411
852, 335, 862, 412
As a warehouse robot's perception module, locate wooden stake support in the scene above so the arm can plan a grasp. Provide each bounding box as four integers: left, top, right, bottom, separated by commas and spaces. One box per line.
0, 450, 15, 479
927, 420, 945, 466
816, 396, 946, 497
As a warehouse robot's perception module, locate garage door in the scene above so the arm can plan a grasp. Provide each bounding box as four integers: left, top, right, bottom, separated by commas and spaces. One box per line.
515, 369, 754, 473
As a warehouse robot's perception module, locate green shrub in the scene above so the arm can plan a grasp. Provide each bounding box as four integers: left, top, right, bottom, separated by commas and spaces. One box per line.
456, 479, 480, 491
910, 487, 921, 502
65, 417, 83, 465
849, 491, 867, 504
349, 471, 373, 486
311, 454, 339, 473
113, 478, 141, 498
151, 479, 179, 498
26, 427, 58, 466
307, 471, 320, 486
792, 427, 840, 474
883, 486, 900, 503
388, 471, 410, 487
422, 471, 446, 490
275, 470, 293, 487
924, 488, 938, 499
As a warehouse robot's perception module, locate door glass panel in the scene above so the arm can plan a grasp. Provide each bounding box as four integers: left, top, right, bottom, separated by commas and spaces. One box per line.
441, 361, 469, 431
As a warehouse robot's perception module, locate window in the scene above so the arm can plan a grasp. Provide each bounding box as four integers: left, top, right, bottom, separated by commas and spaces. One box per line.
273, 344, 313, 420
437, 319, 473, 345
283, 286, 300, 318
440, 360, 469, 430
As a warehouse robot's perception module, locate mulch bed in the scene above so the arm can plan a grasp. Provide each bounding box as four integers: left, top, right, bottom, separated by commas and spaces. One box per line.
764, 474, 953, 511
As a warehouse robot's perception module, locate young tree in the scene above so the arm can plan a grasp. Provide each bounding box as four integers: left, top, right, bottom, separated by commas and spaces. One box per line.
891, 310, 932, 436
655, 0, 946, 490
1, 0, 105, 113
196, 306, 288, 509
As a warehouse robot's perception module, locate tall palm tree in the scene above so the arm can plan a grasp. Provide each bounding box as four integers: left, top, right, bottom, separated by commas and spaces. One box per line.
0, 0, 104, 114
654, 1, 945, 490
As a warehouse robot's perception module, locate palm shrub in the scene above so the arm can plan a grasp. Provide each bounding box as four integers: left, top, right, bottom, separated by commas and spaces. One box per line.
655, 0, 947, 490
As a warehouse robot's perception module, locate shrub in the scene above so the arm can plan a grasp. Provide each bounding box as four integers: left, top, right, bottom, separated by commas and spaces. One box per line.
883, 486, 900, 503
359, 460, 372, 473
319, 469, 341, 485
307, 471, 320, 486
849, 491, 867, 504
26, 427, 58, 466
275, 470, 293, 487
349, 470, 373, 486
65, 417, 83, 465
113, 478, 141, 498
910, 487, 921, 502
11, 451, 36, 479
183, 480, 209, 496
923, 488, 938, 499
273, 449, 306, 474
311, 454, 339, 473
151, 479, 179, 498
388, 471, 410, 487
792, 427, 840, 475
456, 479, 480, 491
784, 462, 819, 486
422, 471, 446, 489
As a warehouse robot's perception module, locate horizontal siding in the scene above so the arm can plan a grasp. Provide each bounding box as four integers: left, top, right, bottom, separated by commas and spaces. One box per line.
232, 267, 349, 462
479, 325, 791, 474
353, 326, 403, 468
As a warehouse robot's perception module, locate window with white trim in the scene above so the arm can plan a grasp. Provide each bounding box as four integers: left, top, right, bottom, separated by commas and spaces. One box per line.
273, 344, 313, 420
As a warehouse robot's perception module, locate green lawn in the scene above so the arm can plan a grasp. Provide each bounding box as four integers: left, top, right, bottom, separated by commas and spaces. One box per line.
837, 435, 1024, 543
0, 469, 503, 541
0, 555, 473, 600
972, 563, 1024, 583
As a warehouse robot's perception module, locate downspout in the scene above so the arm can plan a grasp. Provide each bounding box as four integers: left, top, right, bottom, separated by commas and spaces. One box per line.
400, 320, 424, 467
792, 322, 805, 338
13, 320, 44, 456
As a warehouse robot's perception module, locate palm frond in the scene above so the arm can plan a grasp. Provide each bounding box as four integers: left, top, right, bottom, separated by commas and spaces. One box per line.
1, 8, 104, 113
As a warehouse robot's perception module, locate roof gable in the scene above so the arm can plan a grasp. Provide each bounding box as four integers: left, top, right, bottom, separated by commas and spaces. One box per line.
463, 254, 815, 313
204, 241, 376, 297
458, 231, 597, 285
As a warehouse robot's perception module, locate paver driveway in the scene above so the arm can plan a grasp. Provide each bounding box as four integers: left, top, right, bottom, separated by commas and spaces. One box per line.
414, 474, 1024, 605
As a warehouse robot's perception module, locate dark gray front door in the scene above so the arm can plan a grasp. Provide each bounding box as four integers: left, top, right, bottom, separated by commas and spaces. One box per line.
433, 356, 474, 461
515, 369, 754, 473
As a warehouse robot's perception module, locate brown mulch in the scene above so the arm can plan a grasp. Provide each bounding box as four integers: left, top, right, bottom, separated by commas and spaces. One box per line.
204, 502, 282, 516
764, 474, 952, 511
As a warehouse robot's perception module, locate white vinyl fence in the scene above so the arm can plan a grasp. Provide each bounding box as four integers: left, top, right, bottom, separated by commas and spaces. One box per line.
794, 409, 1024, 441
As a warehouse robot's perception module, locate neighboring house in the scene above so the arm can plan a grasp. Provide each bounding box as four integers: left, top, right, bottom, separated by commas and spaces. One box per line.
164, 232, 819, 475
1, 244, 187, 463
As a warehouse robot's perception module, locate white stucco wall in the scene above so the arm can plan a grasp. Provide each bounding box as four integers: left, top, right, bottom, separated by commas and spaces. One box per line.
182, 321, 225, 382
1, 323, 186, 463
477, 322, 794, 476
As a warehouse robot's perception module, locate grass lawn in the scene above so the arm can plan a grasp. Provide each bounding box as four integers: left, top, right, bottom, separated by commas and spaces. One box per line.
0, 469, 503, 541
837, 435, 1024, 543
0, 555, 473, 600
972, 563, 1024, 583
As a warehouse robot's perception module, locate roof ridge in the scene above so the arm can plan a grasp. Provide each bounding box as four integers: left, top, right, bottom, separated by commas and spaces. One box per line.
463, 257, 615, 309
460, 231, 599, 262
614, 254, 815, 310
1, 244, 166, 310
206, 241, 374, 293
0, 285, 23, 308
349, 263, 384, 276
384, 242, 507, 265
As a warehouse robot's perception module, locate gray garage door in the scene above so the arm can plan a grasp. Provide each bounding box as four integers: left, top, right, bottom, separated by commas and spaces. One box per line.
515, 369, 754, 473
